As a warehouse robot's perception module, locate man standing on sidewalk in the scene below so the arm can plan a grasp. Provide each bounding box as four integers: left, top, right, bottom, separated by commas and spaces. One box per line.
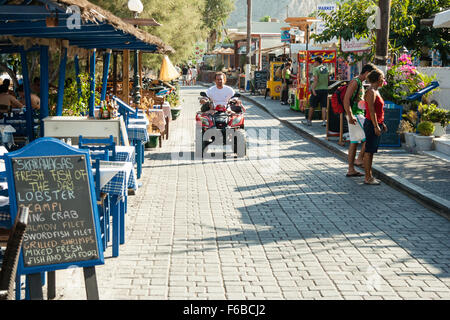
343, 63, 376, 177
303, 57, 328, 126
281, 61, 293, 105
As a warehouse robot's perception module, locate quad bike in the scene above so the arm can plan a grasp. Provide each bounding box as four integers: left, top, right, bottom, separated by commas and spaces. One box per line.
195, 92, 247, 158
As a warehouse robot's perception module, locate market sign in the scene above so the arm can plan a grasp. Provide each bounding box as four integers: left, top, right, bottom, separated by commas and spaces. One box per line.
315, 4, 336, 35
341, 37, 371, 52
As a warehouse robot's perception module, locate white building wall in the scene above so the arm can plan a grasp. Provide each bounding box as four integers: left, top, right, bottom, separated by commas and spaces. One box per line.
417, 67, 450, 110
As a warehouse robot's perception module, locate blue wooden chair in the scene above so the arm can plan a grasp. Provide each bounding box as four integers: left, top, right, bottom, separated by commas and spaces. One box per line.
112, 96, 137, 126
78, 135, 116, 161
78, 135, 116, 250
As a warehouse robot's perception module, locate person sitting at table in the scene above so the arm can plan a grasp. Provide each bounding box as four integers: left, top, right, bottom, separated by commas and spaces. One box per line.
17, 84, 40, 110
31, 77, 40, 95
0, 84, 24, 114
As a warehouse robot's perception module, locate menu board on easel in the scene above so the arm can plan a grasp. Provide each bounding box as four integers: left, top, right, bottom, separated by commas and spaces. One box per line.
4, 137, 104, 299
254, 71, 268, 90
4, 137, 104, 300
12, 154, 100, 268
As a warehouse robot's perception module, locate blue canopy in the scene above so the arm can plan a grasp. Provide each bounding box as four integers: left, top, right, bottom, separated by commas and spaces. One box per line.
0, 0, 173, 53
0, 0, 173, 142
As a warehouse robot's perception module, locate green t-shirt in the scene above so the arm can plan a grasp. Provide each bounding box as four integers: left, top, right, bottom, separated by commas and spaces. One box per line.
285, 68, 291, 79
313, 65, 329, 90
351, 78, 364, 115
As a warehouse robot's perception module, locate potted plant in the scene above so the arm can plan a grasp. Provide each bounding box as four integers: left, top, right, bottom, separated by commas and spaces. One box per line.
397, 119, 415, 148
380, 54, 436, 112
415, 121, 435, 151
419, 103, 449, 137
167, 91, 182, 120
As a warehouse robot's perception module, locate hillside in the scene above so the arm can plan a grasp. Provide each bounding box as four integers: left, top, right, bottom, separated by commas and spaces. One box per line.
226, 0, 337, 27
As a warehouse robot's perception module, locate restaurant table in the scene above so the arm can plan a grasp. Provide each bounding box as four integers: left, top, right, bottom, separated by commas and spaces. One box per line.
90, 160, 134, 257
154, 103, 172, 139
126, 124, 149, 179
147, 109, 166, 133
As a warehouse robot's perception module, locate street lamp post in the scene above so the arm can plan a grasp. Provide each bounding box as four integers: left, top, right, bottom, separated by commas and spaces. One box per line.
128, 0, 143, 107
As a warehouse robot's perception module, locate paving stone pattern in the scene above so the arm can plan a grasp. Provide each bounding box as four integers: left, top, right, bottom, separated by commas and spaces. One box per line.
246, 94, 450, 201
54, 86, 450, 300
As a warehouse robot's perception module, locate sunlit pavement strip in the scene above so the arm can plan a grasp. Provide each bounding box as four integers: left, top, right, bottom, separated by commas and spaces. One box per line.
54, 86, 450, 300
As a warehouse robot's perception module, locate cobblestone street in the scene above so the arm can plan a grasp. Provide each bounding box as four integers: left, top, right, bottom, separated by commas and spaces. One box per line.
56, 86, 450, 300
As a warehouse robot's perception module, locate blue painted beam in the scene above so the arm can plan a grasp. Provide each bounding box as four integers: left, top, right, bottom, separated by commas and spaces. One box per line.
0, 45, 41, 54
89, 49, 96, 117
101, 49, 111, 101
69, 38, 137, 45
0, 5, 69, 16
0, 21, 115, 31
56, 47, 67, 116
0, 13, 71, 21
19, 49, 34, 142
74, 54, 82, 100
40, 45, 49, 137
1, 29, 119, 37
77, 44, 158, 51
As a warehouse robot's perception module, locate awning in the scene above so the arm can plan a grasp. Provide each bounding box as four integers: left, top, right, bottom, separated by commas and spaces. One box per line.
433, 9, 450, 28
0, 0, 174, 53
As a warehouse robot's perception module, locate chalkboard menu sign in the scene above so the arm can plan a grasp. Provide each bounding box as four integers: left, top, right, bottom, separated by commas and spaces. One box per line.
380, 104, 402, 147
5, 138, 104, 274
254, 71, 268, 90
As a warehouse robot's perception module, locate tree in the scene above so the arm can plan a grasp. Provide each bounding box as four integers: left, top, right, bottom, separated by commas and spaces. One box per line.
312, 0, 450, 65
259, 15, 271, 22
202, 0, 235, 51
89, 0, 235, 70
90, 0, 206, 68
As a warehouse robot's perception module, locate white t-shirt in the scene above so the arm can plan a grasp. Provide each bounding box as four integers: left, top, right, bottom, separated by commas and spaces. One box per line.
206, 85, 235, 106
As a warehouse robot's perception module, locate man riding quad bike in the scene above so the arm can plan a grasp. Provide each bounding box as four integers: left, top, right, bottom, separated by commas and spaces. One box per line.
196, 72, 246, 158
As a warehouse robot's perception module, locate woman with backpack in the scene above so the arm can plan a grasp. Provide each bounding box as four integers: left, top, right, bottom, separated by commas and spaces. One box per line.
343, 63, 376, 177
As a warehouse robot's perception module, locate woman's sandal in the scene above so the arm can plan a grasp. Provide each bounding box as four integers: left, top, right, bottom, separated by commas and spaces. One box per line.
364, 177, 380, 185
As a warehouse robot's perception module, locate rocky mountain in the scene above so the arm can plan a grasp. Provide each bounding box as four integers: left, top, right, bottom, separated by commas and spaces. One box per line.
226, 0, 338, 27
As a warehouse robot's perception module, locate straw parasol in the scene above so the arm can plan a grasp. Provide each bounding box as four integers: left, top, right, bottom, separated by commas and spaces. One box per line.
159, 55, 180, 81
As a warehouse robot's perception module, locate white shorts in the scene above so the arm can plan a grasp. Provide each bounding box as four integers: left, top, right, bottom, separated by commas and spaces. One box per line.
347, 114, 366, 144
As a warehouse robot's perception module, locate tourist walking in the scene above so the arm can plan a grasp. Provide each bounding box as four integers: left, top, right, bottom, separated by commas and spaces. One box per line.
343, 63, 376, 177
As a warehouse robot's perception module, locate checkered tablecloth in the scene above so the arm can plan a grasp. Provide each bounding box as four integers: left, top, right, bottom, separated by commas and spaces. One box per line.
96, 161, 136, 197
129, 117, 149, 126
127, 124, 149, 143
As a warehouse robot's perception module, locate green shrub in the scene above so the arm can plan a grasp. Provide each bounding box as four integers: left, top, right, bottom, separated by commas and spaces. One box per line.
419, 103, 450, 127
417, 121, 435, 136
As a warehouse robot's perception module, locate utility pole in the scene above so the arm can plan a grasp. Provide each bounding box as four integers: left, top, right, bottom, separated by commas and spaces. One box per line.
375, 0, 391, 66
245, 0, 252, 90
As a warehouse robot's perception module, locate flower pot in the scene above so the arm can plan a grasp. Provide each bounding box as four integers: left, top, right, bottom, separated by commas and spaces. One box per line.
414, 134, 434, 151
433, 123, 446, 137
404, 132, 415, 148
171, 107, 182, 120
146, 136, 159, 148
